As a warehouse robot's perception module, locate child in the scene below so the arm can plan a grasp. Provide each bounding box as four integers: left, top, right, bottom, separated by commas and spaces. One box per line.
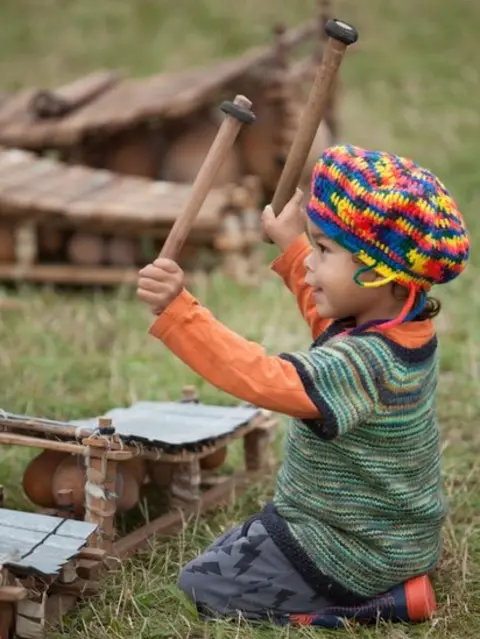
136, 145, 470, 622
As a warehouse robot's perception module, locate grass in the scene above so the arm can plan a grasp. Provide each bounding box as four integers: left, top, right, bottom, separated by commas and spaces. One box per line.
1, 0, 479, 636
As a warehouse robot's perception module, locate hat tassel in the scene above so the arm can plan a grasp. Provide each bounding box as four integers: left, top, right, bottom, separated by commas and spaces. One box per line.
376, 284, 425, 331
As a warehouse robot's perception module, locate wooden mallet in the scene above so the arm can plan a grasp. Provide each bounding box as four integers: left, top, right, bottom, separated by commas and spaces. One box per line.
159, 95, 255, 261
267, 18, 358, 231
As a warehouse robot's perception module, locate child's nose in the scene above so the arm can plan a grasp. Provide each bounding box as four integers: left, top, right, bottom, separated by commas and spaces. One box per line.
304, 254, 313, 271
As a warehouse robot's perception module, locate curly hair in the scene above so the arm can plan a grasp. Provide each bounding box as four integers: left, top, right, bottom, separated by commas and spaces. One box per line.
392, 284, 441, 321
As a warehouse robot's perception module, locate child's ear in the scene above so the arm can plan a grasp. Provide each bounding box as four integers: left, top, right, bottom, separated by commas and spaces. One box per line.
391, 282, 409, 301
352, 255, 365, 266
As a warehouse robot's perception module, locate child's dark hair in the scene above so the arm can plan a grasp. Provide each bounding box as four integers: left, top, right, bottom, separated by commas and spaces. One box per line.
392, 284, 441, 321
352, 255, 441, 321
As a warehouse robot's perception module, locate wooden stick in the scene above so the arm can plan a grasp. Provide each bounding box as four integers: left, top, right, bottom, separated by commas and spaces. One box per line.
0, 602, 14, 639
316, 0, 339, 143
0, 415, 89, 440
269, 19, 358, 218
0, 431, 85, 455
0, 431, 131, 460
159, 94, 255, 261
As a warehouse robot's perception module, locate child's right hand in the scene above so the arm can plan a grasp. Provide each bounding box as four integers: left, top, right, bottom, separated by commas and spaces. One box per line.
261, 188, 306, 251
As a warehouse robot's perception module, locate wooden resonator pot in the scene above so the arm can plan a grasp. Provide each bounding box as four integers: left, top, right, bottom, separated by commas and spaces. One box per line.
200, 446, 228, 470
238, 95, 331, 194
161, 119, 241, 186
22, 450, 70, 508
23, 451, 146, 516
51, 455, 86, 517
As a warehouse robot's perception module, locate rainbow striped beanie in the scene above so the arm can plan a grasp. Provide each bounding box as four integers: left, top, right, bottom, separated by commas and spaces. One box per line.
307, 144, 470, 327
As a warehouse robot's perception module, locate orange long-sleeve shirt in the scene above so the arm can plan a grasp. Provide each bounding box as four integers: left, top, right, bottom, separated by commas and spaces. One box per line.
148, 235, 434, 419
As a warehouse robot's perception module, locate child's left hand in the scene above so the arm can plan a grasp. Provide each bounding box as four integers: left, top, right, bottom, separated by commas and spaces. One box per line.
137, 258, 185, 315
262, 188, 305, 251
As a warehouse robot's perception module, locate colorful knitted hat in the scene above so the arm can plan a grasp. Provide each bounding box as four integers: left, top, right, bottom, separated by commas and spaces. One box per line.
306, 144, 470, 329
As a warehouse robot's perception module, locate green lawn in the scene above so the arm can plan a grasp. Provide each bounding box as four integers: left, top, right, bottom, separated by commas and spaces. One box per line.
1, 0, 479, 637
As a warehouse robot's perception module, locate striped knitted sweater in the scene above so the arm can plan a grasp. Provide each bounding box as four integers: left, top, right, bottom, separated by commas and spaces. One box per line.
259, 320, 447, 600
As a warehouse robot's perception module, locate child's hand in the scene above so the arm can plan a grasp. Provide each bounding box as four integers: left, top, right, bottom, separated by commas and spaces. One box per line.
261, 188, 305, 251
137, 258, 185, 315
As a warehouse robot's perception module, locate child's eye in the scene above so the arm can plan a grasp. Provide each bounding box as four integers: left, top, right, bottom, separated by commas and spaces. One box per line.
316, 243, 328, 253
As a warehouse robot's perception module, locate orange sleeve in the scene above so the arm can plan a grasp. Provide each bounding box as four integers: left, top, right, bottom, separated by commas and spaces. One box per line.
148, 289, 320, 419
270, 234, 332, 340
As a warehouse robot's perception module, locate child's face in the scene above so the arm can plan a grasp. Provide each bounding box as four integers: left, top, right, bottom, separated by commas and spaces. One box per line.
304, 219, 394, 323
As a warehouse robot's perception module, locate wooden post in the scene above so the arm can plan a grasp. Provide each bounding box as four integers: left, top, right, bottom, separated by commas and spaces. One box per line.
237, 176, 264, 286
170, 386, 201, 508
59, 561, 77, 587
0, 226, 15, 264
179, 385, 199, 404
0, 602, 14, 639
244, 412, 276, 472
0, 485, 4, 508
213, 211, 248, 283
14, 220, 38, 269
43, 559, 79, 632
15, 591, 47, 639
0, 568, 20, 639
83, 417, 119, 552
169, 460, 201, 509
44, 592, 77, 635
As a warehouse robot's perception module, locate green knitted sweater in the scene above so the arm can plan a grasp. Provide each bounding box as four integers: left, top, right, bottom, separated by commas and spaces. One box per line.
260, 320, 447, 599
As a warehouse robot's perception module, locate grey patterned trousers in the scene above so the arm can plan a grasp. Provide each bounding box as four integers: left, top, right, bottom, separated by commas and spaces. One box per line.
178, 519, 330, 619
